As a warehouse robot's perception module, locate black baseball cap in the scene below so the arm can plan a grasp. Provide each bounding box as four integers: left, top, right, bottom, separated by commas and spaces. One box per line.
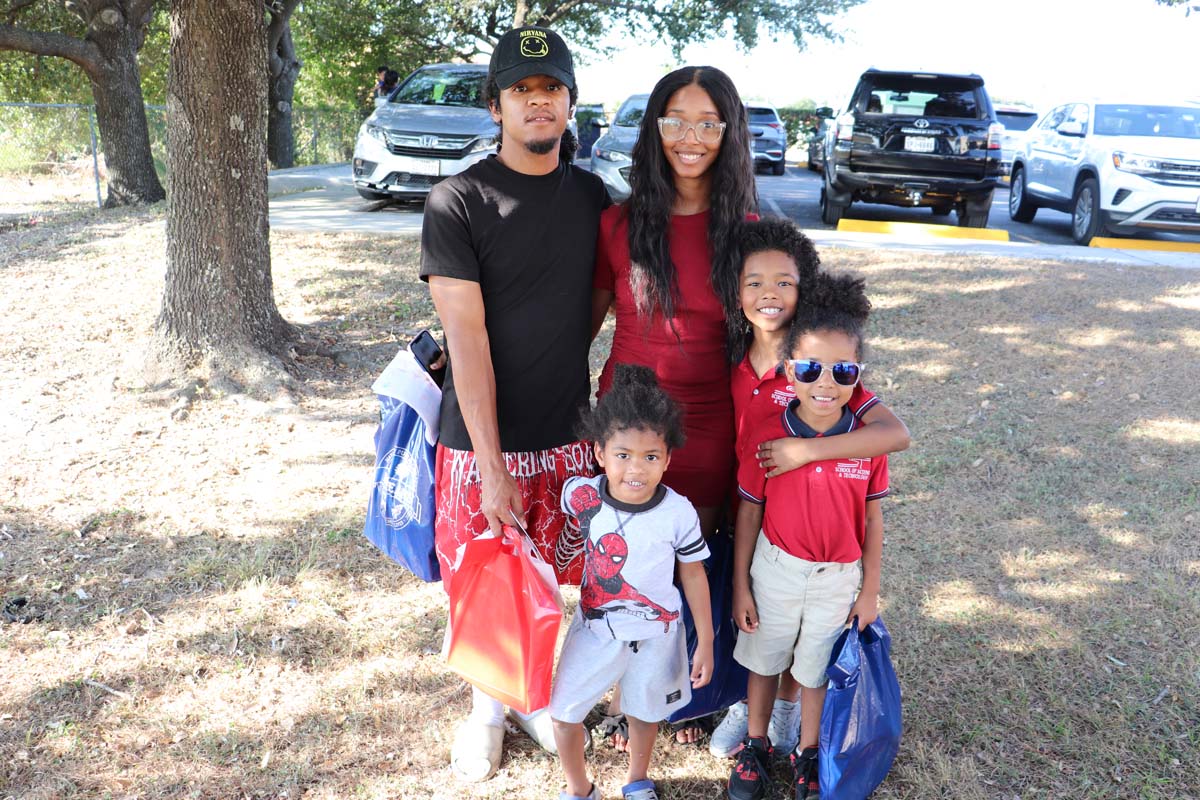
490, 26, 575, 91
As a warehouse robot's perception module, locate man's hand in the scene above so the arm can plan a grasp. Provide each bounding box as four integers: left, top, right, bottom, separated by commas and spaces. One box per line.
479, 465, 525, 537
733, 585, 759, 634
848, 591, 878, 630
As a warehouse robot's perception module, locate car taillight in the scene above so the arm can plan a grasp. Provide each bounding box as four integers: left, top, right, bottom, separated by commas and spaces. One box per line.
836, 113, 855, 142
767, 122, 781, 129
987, 123, 1003, 150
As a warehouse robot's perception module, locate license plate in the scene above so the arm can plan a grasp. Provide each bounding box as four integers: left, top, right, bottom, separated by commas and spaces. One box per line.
393, 155, 440, 176
904, 136, 935, 153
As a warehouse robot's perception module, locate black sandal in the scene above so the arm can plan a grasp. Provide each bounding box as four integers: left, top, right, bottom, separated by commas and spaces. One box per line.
669, 713, 715, 745
593, 713, 629, 749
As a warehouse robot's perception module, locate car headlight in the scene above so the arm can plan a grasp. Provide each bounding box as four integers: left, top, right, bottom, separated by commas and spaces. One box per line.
363, 123, 389, 144
593, 147, 631, 163
467, 136, 498, 154
1112, 151, 1160, 175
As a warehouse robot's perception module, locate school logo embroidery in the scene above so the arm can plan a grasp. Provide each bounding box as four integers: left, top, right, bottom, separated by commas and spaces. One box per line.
770, 387, 794, 408
519, 29, 549, 57
835, 458, 871, 480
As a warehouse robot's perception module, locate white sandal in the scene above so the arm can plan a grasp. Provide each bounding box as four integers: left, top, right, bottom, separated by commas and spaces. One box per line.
450, 718, 503, 783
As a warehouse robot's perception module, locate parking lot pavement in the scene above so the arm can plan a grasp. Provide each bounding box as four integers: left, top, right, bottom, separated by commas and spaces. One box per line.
264, 161, 1199, 268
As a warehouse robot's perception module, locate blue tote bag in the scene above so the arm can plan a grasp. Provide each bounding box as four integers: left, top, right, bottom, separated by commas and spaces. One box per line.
362, 345, 442, 582
819, 617, 902, 800
667, 531, 749, 723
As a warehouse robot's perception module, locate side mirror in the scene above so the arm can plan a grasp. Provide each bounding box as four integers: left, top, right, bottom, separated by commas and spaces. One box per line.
591, 118, 608, 128
815, 106, 834, 119
1057, 120, 1085, 137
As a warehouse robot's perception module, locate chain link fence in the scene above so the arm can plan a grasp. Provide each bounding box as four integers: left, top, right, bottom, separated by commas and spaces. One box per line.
0, 102, 363, 209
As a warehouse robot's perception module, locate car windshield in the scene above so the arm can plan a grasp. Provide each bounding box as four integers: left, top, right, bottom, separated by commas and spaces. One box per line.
391, 68, 487, 108
614, 97, 648, 127
1094, 104, 1200, 139
861, 76, 983, 118
996, 111, 1038, 131
748, 108, 779, 124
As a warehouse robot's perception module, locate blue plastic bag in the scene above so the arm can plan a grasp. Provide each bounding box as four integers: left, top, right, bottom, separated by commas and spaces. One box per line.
362, 344, 443, 582
819, 617, 902, 800
667, 531, 749, 723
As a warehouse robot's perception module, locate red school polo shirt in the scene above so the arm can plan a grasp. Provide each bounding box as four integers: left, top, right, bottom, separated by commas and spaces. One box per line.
731, 355, 879, 450
737, 401, 889, 564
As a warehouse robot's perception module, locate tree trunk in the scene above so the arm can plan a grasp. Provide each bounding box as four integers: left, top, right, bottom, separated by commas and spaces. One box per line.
155, 0, 291, 375
90, 29, 166, 206
266, 21, 300, 169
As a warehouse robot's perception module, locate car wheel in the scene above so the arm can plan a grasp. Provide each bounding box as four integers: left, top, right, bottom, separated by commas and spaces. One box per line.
931, 203, 952, 217
956, 190, 993, 228
820, 186, 847, 226
356, 187, 390, 201
1071, 177, 1102, 245
772, 159, 787, 176
1008, 167, 1037, 223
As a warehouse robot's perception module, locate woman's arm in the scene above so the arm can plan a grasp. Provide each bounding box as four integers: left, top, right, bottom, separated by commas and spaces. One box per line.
757, 402, 910, 478
590, 287, 614, 342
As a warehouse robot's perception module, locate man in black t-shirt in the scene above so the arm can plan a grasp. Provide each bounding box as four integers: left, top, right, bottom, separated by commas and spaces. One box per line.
419, 26, 609, 783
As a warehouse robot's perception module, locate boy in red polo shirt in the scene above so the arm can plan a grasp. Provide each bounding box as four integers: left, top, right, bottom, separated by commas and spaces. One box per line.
727, 271, 889, 800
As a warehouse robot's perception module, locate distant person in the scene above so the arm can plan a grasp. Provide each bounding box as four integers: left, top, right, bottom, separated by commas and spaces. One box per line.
727, 271, 890, 800
419, 25, 610, 783
378, 69, 400, 100
550, 364, 713, 800
373, 65, 389, 99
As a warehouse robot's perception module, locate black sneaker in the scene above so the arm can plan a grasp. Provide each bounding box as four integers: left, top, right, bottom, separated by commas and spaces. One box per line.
789, 746, 820, 800
728, 736, 772, 800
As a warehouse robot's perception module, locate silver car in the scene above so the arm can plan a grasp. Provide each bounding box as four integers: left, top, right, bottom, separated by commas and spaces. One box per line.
352, 64, 498, 200
590, 94, 648, 202
747, 104, 787, 175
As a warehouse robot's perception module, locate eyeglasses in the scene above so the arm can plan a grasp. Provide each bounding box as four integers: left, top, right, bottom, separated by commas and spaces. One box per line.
657, 117, 727, 144
789, 359, 863, 386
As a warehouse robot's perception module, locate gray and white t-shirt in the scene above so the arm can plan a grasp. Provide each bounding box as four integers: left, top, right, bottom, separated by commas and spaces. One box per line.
561, 475, 709, 641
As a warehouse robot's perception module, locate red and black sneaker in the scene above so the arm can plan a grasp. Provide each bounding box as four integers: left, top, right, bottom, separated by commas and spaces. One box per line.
789, 746, 820, 800
728, 736, 772, 800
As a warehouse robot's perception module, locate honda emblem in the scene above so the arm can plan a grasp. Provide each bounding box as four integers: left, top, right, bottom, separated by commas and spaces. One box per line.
418, 135, 438, 148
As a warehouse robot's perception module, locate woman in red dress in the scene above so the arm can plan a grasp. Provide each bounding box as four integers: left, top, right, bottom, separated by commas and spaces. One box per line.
592, 66, 757, 539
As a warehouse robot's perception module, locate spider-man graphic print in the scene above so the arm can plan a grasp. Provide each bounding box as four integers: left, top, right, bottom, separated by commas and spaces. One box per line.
562, 475, 708, 641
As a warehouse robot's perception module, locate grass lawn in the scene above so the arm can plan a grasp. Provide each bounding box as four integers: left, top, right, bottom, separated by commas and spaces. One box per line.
1, 204, 1198, 799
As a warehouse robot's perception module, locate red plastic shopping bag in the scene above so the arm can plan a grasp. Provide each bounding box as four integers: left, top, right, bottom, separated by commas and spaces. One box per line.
444, 525, 563, 713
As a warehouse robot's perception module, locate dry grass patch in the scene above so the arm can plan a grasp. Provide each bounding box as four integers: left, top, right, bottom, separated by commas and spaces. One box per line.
1, 209, 1198, 799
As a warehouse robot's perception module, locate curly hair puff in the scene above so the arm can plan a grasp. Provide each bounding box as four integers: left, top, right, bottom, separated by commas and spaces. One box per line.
783, 271, 873, 362
729, 216, 823, 364
576, 363, 686, 451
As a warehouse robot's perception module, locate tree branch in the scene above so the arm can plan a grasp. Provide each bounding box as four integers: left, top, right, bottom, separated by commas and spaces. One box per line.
127, 0, 158, 28
541, 0, 659, 26
266, 0, 299, 53
0, 23, 102, 75
3, 0, 38, 25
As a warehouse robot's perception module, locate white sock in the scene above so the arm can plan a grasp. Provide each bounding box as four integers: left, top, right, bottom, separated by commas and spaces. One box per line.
773, 697, 798, 711
468, 687, 504, 728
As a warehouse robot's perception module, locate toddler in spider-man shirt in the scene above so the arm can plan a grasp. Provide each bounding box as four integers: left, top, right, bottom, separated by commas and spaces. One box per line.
548, 364, 713, 800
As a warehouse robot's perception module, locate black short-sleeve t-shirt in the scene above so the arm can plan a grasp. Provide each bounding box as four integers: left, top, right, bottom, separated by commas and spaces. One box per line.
420, 155, 610, 453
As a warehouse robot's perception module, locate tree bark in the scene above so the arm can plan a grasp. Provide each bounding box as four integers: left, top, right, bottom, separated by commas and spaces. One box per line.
266, 18, 300, 168
155, 0, 291, 375
0, 2, 165, 206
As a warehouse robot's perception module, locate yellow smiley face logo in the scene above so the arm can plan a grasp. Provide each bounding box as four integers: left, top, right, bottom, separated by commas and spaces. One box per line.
520, 37, 549, 58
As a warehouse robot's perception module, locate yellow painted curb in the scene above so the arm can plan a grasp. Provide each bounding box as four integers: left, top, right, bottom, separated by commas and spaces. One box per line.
1089, 237, 1200, 253
836, 218, 1010, 242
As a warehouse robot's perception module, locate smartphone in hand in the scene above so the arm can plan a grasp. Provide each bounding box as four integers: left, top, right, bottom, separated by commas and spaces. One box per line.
410, 330, 445, 387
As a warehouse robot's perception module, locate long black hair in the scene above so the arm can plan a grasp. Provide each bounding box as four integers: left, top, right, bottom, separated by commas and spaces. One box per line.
482, 72, 579, 163
577, 364, 686, 450
624, 66, 757, 343
784, 272, 873, 362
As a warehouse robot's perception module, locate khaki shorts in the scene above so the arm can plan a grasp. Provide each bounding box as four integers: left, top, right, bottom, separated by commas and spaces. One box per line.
733, 532, 861, 688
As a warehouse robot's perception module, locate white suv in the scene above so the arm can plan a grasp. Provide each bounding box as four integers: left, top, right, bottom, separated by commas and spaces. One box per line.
1008, 101, 1200, 244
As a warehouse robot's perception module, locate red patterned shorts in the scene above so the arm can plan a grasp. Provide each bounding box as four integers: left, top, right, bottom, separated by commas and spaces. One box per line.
434, 441, 595, 587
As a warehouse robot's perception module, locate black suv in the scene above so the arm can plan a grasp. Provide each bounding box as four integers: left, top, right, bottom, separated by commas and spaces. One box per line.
820, 69, 1004, 228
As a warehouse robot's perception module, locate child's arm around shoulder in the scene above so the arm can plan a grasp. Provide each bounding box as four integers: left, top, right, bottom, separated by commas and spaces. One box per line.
757, 400, 910, 478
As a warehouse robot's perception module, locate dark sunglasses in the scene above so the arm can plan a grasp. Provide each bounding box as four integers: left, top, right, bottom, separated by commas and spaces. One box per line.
789, 359, 863, 386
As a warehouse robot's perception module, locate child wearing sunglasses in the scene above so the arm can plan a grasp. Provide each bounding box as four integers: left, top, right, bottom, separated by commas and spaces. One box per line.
710, 218, 910, 766
726, 271, 890, 800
